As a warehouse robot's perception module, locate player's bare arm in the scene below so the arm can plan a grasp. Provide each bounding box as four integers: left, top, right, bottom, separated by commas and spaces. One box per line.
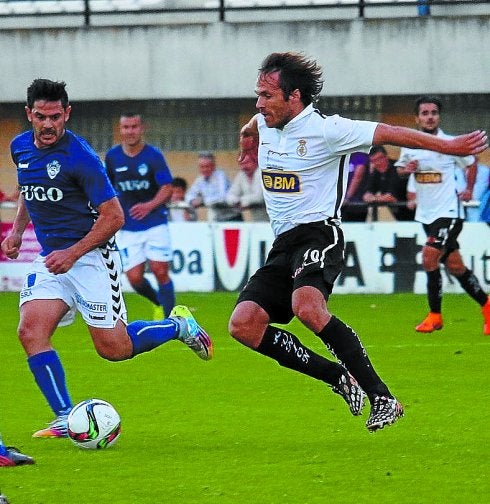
239, 115, 259, 161
129, 183, 173, 220
44, 197, 124, 275
0, 194, 31, 259
459, 162, 477, 201
374, 124, 488, 156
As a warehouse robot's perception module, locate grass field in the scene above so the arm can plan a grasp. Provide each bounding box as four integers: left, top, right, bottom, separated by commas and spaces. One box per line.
1, 291, 489, 504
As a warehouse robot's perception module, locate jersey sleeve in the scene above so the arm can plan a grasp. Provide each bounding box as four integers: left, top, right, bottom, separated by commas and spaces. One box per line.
76, 152, 117, 207
151, 147, 173, 186
407, 173, 416, 193
104, 149, 116, 185
323, 115, 378, 155
454, 154, 476, 169
395, 147, 413, 167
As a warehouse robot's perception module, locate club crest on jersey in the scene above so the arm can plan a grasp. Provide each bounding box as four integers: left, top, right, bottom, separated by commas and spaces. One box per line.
138, 163, 149, 176
296, 139, 307, 157
262, 171, 301, 193
46, 160, 61, 179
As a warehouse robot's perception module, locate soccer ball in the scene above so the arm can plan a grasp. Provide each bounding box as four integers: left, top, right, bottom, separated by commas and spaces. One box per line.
67, 399, 121, 450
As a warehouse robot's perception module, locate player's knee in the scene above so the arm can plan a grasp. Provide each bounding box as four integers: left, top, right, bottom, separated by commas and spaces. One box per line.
293, 303, 316, 325
445, 255, 465, 276
17, 323, 35, 347
447, 264, 466, 277
228, 313, 247, 341
422, 246, 441, 270
228, 313, 262, 348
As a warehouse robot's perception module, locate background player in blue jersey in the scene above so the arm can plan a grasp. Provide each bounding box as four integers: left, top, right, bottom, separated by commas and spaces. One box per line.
230, 52, 488, 432
1, 79, 213, 439
105, 113, 175, 319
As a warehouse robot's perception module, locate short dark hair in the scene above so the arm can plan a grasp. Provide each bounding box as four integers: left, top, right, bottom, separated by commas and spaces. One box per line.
198, 151, 215, 161
172, 177, 188, 190
369, 145, 387, 157
414, 96, 442, 115
26, 79, 69, 109
120, 112, 142, 120
259, 52, 323, 107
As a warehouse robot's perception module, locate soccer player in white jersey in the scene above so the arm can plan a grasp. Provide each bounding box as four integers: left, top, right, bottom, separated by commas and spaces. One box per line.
229, 53, 488, 432
1, 79, 213, 440
396, 96, 490, 335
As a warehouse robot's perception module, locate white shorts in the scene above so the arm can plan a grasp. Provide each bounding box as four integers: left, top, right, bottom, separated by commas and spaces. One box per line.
19, 247, 128, 329
116, 224, 173, 272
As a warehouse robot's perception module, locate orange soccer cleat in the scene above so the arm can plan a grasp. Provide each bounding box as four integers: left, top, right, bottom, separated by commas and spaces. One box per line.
415, 312, 443, 333
482, 297, 490, 336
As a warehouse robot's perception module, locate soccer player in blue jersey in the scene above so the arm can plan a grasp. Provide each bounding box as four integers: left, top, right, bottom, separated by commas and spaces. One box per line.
0, 433, 34, 466
1, 79, 213, 439
105, 113, 175, 320
230, 52, 488, 432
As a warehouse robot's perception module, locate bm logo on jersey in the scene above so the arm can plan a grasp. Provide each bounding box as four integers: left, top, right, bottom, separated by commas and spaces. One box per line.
262, 171, 301, 193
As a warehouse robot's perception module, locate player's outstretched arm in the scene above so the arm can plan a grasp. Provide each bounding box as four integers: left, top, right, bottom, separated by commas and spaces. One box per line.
239, 114, 259, 162
374, 124, 488, 156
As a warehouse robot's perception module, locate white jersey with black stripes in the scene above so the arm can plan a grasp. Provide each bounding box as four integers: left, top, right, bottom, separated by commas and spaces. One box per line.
257, 104, 377, 236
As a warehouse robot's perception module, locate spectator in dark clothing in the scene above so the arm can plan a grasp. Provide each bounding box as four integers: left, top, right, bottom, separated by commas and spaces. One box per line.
343, 152, 370, 222
363, 146, 414, 221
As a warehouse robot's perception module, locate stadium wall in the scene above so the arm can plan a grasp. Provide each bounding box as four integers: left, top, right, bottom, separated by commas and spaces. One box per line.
0, 16, 489, 102
1, 222, 489, 295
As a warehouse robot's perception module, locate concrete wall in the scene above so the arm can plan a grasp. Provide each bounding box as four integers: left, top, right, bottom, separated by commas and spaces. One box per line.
0, 15, 489, 102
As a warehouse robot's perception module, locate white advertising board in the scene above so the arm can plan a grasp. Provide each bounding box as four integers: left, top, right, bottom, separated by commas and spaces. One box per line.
1, 221, 489, 294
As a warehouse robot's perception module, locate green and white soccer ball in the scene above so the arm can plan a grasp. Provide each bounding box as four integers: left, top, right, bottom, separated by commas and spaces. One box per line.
67, 399, 121, 449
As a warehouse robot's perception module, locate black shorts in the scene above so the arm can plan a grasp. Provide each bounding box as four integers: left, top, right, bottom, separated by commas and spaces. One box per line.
422, 217, 463, 253
237, 220, 345, 324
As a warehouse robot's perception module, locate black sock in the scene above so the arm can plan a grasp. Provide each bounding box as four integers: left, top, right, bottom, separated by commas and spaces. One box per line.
427, 269, 442, 313
455, 268, 488, 306
132, 278, 159, 306
316, 316, 390, 399
255, 326, 344, 386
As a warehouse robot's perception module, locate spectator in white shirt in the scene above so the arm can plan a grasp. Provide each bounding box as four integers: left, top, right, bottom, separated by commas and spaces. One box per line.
186, 151, 241, 222
226, 150, 268, 221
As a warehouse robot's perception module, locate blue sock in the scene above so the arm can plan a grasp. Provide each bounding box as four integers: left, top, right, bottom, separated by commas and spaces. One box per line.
27, 350, 73, 417
132, 277, 159, 306
157, 280, 176, 318
127, 318, 180, 357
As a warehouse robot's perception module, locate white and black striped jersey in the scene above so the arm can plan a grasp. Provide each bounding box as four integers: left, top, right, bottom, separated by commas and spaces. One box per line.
257, 104, 377, 236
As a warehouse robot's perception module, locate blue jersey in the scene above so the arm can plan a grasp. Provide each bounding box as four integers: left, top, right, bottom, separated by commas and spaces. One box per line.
11, 130, 117, 255
105, 144, 173, 232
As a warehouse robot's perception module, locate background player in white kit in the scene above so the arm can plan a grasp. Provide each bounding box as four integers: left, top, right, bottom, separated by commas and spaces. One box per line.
1, 79, 213, 439
396, 96, 490, 335
229, 53, 488, 432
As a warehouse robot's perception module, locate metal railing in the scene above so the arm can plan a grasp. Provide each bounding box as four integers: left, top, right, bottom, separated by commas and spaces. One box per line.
0, 1, 488, 26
